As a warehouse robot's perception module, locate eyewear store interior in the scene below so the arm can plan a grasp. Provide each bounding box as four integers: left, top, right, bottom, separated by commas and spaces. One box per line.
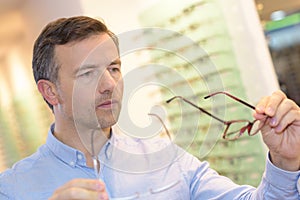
0, 0, 299, 186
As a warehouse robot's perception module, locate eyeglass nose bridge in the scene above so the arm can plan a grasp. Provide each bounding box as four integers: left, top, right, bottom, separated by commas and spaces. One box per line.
223, 119, 265, 141
223, 120, 251, 140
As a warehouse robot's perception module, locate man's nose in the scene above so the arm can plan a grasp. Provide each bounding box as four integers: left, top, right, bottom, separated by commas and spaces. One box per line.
98, 70, 116, 94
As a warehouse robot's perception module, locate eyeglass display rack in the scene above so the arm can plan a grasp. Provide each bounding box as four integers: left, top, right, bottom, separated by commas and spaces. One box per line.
137, 0, 266, 186
0, 85, 52, 171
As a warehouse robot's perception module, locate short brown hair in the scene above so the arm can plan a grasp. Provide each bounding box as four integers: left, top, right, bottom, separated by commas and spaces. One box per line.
32, 16, 119, 110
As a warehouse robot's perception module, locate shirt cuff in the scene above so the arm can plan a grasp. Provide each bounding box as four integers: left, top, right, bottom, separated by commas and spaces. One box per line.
265, 153, 300, 193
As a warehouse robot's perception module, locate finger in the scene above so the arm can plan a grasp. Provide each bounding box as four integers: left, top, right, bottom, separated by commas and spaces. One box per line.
258, 117, 273, 135
253, 112, 266, 120
59, 179, 105, 192
264, 90, 286, 117
255, 96, 270, 114
274, 109, 300, 133
269, 99, 296, 127
254, 96, 270, 121
51, 187, 107, 200
51, 179, 106, 200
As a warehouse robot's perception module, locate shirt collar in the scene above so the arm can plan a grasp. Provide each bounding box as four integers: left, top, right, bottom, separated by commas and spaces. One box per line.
45, 124, 113, 168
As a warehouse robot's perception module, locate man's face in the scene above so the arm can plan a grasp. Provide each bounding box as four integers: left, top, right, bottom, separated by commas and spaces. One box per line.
54, 33, 123, 130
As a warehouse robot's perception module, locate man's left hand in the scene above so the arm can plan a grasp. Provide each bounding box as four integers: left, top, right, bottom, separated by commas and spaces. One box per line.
254, 90, 300, 171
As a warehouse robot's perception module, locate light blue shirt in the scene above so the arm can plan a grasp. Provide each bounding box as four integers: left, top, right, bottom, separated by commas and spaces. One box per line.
1, 125, 299, 199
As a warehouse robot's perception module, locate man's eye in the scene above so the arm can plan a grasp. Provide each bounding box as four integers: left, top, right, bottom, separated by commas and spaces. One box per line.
78, 70, 98, 77
109, 66, 121, 73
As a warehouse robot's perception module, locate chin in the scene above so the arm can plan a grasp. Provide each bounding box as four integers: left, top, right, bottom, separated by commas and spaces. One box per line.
96, 115, 119, 128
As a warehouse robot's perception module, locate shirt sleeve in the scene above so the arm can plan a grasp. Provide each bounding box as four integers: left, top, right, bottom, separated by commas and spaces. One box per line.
188, 153, 300, 199
0, 192, 10, 200
0, 171, 14, 200
255, 153, 300, 199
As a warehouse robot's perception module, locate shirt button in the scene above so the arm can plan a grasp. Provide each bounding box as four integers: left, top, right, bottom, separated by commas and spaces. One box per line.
70, 161, 75, 166
77, 154, 83, 160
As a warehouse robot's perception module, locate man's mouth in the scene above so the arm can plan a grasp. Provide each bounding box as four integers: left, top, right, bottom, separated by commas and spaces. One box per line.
96, 99, 118, 109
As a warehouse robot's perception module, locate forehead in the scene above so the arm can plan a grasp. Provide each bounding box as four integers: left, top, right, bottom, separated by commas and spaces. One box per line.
55, 33, 119, 70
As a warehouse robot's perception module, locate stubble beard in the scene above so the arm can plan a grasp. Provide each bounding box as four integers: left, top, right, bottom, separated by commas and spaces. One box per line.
95, 102, 121, 129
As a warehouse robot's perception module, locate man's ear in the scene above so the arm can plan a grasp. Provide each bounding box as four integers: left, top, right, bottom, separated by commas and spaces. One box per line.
37, 80, 59, 106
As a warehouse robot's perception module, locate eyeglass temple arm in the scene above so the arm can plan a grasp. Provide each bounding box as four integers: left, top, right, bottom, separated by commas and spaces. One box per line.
166, 96, 227, 124
204, 91, 255, 110
148, 113, 172, 140
91, 130, 100, 178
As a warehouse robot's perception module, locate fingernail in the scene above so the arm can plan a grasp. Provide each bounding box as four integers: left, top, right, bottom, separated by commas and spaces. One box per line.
257, 106, 264, 112
270, 118, 277, 126
96, 182, 102, 190
275, 125, 282, 133
98, 193, 108, 200
266, 107, 273, 115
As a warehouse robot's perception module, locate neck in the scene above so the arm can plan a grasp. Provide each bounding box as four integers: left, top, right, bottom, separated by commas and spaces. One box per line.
53, 121, 110, 168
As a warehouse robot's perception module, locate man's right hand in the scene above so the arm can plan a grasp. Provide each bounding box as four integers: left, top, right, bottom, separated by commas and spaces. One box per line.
48, 179, 109, 200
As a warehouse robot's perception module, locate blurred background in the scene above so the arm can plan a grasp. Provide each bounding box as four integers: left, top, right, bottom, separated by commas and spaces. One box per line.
0, 0, 299, 186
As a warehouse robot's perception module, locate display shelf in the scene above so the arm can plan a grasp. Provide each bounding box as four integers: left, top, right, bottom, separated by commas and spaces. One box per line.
138, 0, 266, 186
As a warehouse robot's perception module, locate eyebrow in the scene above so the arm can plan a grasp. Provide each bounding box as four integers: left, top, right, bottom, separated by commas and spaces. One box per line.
111, 58, 121, 66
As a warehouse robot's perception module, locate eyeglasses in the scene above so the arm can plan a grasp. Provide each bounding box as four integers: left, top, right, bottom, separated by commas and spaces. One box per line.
90, 114, 182, 199
166, 91, 267, 141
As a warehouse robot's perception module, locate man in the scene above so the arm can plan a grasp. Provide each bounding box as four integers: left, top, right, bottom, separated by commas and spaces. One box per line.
0, 16, 299, 200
